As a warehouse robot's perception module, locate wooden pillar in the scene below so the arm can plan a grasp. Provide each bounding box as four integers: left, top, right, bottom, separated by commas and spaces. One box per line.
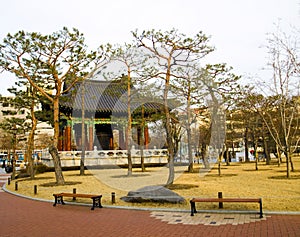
144, 126, 149, 149
89, 120, 94, 151
109, 138, 113, 150
65, 120, 72, 151
58, 131, 63, 151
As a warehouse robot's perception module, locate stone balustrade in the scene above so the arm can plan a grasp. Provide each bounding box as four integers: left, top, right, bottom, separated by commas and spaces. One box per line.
41, 148, 168, 167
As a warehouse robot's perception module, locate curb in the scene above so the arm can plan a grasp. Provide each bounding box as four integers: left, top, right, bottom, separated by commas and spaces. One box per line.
2, 183, 300, 216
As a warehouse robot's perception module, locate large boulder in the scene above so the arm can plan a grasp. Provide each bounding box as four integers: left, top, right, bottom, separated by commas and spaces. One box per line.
120, 185, 185, 203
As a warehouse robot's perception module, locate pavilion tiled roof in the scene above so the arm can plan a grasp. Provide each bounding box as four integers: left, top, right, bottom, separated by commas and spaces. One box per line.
60, 80, 164, 114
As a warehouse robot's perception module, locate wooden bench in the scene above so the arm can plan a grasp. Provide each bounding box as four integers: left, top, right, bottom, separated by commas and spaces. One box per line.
190, 197, 263, 218
53, 193, 103, 210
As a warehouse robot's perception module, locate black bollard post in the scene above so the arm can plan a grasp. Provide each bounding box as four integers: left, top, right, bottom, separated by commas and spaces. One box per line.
34, 185, 37, 195
218, 192, 223, 208
111, 192, 116, 204
15, 181, 18, 191
73, 188, 76, 200
8, 177, 10, 185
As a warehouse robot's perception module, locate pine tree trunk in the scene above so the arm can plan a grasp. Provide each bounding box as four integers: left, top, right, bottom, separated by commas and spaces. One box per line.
49, 145, 65, 185
187, 125, 193, 172
140, 106, 145, 172
27, 98, 37, 179
244, 127, 249, 162
165, 64, 175, 185
51, 98, 65, 184
127, 70, 133, 176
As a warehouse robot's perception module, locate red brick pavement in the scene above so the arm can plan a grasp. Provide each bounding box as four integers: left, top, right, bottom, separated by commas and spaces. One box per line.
1, 176, 300, 237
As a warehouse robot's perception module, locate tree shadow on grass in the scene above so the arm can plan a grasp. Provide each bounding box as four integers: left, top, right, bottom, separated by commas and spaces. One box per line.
166, 183, 199, 190
111, 174, 151, 178
243, 168, 273, 172
26, 176, 54, 181
205, 174, 238, 178
66, 173, 94, 177
40, 181, 82, 187
211, 167, 229, 170
183, 167, 228, 174
276, 170, 300, 173
268, 175, 300, 180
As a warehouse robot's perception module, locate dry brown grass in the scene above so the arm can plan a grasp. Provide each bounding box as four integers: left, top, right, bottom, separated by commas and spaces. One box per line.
5, 158, 300, 212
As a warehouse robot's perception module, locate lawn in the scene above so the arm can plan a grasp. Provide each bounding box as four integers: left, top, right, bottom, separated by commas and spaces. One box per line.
5, 157, 300, 212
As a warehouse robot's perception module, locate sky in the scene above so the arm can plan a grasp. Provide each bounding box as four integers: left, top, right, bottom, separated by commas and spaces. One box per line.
0, 0, 299, 96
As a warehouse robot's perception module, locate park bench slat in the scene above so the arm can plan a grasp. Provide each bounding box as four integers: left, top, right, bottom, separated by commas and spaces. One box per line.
190, 197, 263, 218
191, 198, 261, 203
55, 193, 101, 198
53, 192, 103, 210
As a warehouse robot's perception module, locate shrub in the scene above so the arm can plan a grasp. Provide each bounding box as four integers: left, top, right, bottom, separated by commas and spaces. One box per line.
35, 163, 49, 174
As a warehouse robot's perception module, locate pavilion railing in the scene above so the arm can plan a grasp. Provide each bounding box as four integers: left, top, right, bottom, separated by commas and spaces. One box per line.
41, 148, 168, 167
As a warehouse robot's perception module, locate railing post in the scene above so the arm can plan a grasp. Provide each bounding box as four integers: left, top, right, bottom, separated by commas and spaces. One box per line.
73, 188, 76, 200
111, 192, 116, 204
218, 192, 223, 208
259, 198, 263, 218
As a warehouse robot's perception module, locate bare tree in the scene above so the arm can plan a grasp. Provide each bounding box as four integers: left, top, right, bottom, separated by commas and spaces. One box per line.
244, 26, 300, 178
132, 29, 213, 185
200, 64, 241, 175
171, 65, 204, 172
108, 43, 149, 176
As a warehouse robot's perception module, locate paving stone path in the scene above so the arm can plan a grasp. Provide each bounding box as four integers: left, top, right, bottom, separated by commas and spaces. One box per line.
150, 211, 269, 226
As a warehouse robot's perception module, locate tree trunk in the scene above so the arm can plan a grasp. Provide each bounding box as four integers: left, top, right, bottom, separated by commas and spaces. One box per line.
53, 98, 60, 147
244, 126, 249, 162
262, 129, 270, 165
27, 100, 37, 179
276, 145, 281, 167
140, 144, 145, 172
127, 69, 133, 176
290, 155, 294, 172
49, 145, 65, 185
140, 108, 146, 172
255, 148, 259, 171
165, 64, 175, 186
186, 84, 194, 173
286, 151, 290, 178
201, 144, 210, 169
187, 128, 193, 172
51, 98, 65, 183
254, 140, 259, 170
218, 152, 222, 176
166, 151, 175, 185
225, 148, 230, 166
11, 147, 17, 180
218, 145, 225, 176
80, 85, 85, 176
186, 124, 193, 172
